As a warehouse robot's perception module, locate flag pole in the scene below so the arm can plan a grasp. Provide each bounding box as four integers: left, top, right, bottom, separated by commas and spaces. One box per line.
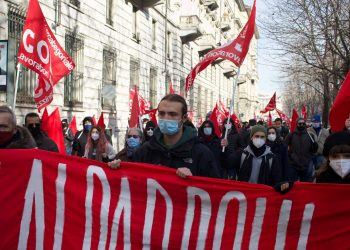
12, 63, 21, 111
222, 68, 240, 153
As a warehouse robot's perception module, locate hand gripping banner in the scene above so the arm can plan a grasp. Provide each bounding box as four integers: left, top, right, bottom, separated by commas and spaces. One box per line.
0, 149, 350, 249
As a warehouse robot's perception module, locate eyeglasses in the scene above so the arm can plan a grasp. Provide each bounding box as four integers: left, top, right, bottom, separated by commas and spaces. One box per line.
298, 123, 306, 126
146, 127, 154, 131
127, 135, 139, 139
28, 123, 40, 127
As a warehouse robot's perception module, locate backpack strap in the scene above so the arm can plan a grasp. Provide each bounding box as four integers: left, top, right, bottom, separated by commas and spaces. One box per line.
240, 150, 250, 169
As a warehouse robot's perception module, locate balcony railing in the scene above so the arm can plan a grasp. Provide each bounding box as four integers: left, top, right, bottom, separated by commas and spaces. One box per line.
200, 0, 219, 11
179, 15, 203, 43
217, 16, 231, 32
196, 34, 216, 57
128, 0, 162, 9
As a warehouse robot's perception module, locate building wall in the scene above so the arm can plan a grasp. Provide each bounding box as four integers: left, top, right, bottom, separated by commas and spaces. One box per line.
0, 0, 259, 151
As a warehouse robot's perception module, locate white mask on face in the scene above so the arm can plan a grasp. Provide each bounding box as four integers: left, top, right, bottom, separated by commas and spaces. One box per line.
268, 134, 276, 142
329, 159, 350, 178
91, 133, 99, 141
252, 138, 265, 148
146, 130, 154, 137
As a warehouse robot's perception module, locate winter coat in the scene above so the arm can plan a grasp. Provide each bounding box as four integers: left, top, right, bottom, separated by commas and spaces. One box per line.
284, 129, 318, 170
266, 139, 289, 181
229, 144, 281, 186
83, 141, 115, 162
307, 127, 330, 155
134, 126, 221, 178
33, 132, 59, 152
0, 126, 36, 149
316, 168, 350, 184
72, 130, 89, 156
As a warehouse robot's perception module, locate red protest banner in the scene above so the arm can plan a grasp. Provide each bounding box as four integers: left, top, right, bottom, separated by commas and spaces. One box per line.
1, 149, 350, 249
17, 0, 75, 110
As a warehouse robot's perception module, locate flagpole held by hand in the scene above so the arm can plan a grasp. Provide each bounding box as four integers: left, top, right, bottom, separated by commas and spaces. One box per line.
12, 63, 21, 112
222, 68, 240, 153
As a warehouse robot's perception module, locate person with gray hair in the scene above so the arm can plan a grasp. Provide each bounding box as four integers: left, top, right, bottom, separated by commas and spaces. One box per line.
115, 127, 143, 162
0, 105, 36, 149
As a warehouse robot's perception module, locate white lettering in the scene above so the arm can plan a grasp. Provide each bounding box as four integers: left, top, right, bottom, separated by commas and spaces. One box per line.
18, 159, 45, 250
275, 200, 292, 250
249, 198, 267, 250
297, 203, 315, 250
37, 40, 49, 64
23, 29, 35, 53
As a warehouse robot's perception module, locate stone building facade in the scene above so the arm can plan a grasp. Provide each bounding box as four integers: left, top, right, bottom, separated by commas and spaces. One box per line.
0, 0, 259, 150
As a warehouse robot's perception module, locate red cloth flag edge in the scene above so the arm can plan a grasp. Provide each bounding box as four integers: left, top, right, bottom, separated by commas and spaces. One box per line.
260, 92, 276, 113
97, 112, 105, 130
302, 104, 307, 119
185, 0, 256, 96
169, 80, 175, 94
268, 112, 272, 127
129, 86, 141, 128
68, 115, 78, 136
330, 70, 350, 132
290, 108, 299, 132
209, 104, 221, 137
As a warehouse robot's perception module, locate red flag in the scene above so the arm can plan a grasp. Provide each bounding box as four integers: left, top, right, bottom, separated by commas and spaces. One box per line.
68, 115, 78, 136
144, 108, 158, 126
17, 0, 75, 111
41, 107, 49, 133
301, 105, 307, 119
187, 111, 194, 121
169, 80, 175, 94
97, 112, 105, 130
209, 104, 221, 137
290, 108, 299, 132
45, 108, 65, 154
330, 70, 350, 132
260, 92, 276, 113
276, 109, 291, 125
268, 112, 273, 126
91, 115, 97, 126
185, 0, 256, 95
231, 113, 241, 131
219, 100, 230, 116
130, 87, 150, 115
129, 86, 141, 127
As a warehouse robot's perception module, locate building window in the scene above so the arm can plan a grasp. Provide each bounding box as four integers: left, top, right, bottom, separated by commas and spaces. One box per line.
8, 4, 36, 104
106, 0, 113, 26
69, 0, 80, 8
64, 32, 84, 107
166, 32, 172, 60
130, 59, 139, 90
197, 86, 202, 119
210, 91, 214, 109
149, 67, 157, 108
102, 48, 116, 109
151, 19, 156, 50
180, 77, 185, 96
132, 6, 139, 41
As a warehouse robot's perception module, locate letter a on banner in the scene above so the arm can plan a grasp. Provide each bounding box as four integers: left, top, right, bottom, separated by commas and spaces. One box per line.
17, 0, 75, 111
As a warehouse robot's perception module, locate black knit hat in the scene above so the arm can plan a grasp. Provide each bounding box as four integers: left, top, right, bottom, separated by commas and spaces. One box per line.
323, 131, 350, 157
83, 116, 94, 125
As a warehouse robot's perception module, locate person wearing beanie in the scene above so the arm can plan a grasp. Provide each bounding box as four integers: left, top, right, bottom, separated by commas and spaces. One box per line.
143, 120, 156, 142
316, 143, 350, 184
228, 125, 292, 193
284, 117, 319, 182
307, 114, 330, 170
72, 116, 95, 156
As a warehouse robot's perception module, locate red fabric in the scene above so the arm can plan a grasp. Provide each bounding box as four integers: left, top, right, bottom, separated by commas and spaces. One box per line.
169, 80, 175, 94
17, 0, 74, 111
230, 113, 241, 131
219, 100, 230, 116
276, 109, 291, 125
329, 70, 350, 132
268, 112, 273, 126
68, 116, 78, 136
1, 149, 350, 250
187, 111, 194, 122
91, 115, 97, 126
129, 86, 141, 128
97, 112, 105, 130
290, 108, 299, 132
185, 0, 256, 95
260, 92, 276, 113
130, 88, 150, 115
144, 108, 158, 126
302, 105, 307, 119
44, 108, 65, 154
209, 104, 221, 137
41, 107, 49, 133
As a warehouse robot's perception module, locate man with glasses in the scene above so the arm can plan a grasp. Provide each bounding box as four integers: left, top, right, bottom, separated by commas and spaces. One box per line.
284, 117, 318, 182
24, 112, 58, 152
115, 127, 143, 161
133, 94, 220, 179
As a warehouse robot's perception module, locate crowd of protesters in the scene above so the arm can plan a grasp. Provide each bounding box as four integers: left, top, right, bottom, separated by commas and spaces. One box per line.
1, 94, 350, 188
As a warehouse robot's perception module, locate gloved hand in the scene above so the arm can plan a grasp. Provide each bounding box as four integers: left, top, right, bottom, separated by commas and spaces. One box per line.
274, 181, 294, 194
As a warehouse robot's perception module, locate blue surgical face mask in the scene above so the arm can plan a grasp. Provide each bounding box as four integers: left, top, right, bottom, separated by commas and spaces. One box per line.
158, 119, 181, 135
203, 127, 212, 136
126, 137, 140, 149
312, 122, 321, 129
84, 124, 93, 132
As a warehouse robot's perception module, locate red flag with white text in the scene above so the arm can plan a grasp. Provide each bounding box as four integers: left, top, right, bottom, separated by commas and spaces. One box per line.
185, 0, 256, 95
260, 92, 276, 113
329, 71, 350, 132
17, 0, 75, 111
219, 100, 230, 116
231, 113, 241, 131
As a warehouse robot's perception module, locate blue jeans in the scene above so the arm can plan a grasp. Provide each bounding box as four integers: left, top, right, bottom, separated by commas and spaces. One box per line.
286, 161, 314, 182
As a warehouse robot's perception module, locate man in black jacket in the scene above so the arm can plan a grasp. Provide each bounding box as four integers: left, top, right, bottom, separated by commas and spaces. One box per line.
134, 94, 220, 179
0, 105, 36, 149
25, 112, 58, 152
284, 117, 318, 182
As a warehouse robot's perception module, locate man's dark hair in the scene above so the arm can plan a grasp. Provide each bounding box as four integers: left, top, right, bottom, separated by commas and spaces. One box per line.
274, 118, 282, 123
159, 94, 188, 116
25, 112, 40, 124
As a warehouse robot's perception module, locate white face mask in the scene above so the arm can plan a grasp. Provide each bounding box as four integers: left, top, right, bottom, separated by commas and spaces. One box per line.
329, 159, 350, 178
268, 134, 276, 142
146, 130, 154, 137
91, 133, 99, 141
252, 138, 265, 148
